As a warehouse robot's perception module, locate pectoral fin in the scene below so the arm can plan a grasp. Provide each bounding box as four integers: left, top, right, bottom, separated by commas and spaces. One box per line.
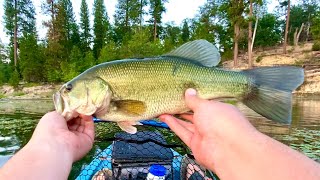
113, 100, 146, 116
117, 121, 139, 134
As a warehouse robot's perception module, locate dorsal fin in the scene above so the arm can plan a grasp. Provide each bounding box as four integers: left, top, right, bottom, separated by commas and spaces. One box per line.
164, 39, 221, 67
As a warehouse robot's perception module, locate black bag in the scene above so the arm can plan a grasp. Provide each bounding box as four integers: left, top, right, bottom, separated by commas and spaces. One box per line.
111, 131, 174, 180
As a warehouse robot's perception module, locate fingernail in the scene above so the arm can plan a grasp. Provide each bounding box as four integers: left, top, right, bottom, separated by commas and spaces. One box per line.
186, 88, 197, 96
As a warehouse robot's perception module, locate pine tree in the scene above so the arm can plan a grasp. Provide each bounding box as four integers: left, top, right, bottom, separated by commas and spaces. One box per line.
113, 0, 147, 43
149, 0, 168, 41
4, 0, 15, 43
19, 34, 45, 82
93, 0, 110, 59
42, 0, 58, 40
181, 20, 190, 42
80, 0, 91, 51
3, 0, 37, 81
60, 0, 80, 53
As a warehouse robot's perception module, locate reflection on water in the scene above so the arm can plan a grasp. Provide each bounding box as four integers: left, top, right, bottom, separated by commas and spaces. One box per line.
0, 96, 319, 178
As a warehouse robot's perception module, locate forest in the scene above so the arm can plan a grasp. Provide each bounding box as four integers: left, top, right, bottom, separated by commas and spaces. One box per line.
0, 0, 319, 86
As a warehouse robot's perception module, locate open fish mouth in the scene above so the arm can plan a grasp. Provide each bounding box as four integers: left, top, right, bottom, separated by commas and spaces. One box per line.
53, 92, 64, 114
53, 92, 79, 120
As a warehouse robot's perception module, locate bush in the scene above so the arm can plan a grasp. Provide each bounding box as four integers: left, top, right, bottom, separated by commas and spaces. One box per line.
9, 70, 20, 88
312, 41, 320, 51
256, 55, 263, 63
0, 93, 6, 99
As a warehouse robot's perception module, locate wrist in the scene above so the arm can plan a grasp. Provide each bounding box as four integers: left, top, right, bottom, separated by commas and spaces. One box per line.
26, 136, 74, 165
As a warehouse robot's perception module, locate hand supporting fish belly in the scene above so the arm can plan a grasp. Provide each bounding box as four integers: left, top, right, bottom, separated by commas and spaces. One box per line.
53, 40, 305, 134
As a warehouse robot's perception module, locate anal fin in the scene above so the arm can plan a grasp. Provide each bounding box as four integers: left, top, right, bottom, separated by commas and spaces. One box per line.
117, 121, 139, 134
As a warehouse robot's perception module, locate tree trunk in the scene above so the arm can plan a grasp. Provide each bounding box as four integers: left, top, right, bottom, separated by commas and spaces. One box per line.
14, 0, 18, 68
51, 0, 55, 39
154, 16, 157, 41
248, 0, 253, 69
305, 23, 310, 42
283, 0, 290, 54
251, 16, 258, 51
125, 0, 129, 30
234, 22, 240, 67
294, 23, 304, 47
139, 0, 143, 30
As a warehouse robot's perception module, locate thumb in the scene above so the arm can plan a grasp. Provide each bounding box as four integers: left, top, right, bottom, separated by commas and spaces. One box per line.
184, 88, 206, 111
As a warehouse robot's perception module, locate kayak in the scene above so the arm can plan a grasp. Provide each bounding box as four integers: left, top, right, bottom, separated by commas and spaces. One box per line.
76, 130, 219, 180
76, 131, 182, 180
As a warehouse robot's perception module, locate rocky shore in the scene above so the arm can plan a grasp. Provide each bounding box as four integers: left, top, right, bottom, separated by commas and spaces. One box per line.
0, 84, 61, 99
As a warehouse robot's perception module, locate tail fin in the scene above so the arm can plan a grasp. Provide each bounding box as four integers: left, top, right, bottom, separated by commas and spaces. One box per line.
242, 66, 304, 124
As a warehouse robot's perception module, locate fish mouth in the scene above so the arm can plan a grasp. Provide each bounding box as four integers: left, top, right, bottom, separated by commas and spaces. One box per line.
53, 92, 79, 120
53, 92, 64, 114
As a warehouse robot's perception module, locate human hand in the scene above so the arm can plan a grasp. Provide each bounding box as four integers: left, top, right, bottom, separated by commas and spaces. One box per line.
159, 89, 257, 171
28, 111, 95, 162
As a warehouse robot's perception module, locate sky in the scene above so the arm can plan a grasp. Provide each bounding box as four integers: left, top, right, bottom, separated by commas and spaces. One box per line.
0, 0, 206, 45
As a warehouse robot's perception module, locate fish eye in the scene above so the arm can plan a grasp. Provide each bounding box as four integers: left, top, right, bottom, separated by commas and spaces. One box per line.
65, 83, 73, 92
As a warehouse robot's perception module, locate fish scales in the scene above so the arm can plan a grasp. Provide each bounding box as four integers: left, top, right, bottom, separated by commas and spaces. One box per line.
93, 57, 250, 121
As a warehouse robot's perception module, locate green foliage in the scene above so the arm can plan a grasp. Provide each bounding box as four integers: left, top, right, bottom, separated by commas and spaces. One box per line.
62, 46, 83, 81
3, 0, 15, 40
4, 0, 37, 38
80, 0, 91, 51
45, 41, 65, 82
13, 91, 25, 96
9, 69, 20, 88
149, 0, 168, 40
82, 51, 96, 71
289, 4, 319, 42
181, 20, 190, 43
98, 41, 119, 63
221, 50, 233, 62
311, 12, 320, 41
19, 34, 45, 82
113, 0, 147, 44
162, 23, 182, 52
312, 41, 320, 51
125, 29, 164, 58
0, 93, 6, 99
63, 0, 80, 47
254, 14, 282, 48
256, 55, 263, 62
93, 0, 110, 59
0, 62, 9, 85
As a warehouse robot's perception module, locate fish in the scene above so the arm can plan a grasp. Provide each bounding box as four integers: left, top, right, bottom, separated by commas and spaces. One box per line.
53, 40, 304, 134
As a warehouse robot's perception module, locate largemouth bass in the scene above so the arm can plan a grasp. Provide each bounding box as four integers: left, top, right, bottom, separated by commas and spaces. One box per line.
53, 40, 304, 134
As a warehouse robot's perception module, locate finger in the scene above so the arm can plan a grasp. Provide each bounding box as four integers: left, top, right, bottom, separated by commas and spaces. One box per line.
175, 119, 195, 133
38, 111, 67, 130
159, 115, 193, 147
68, 118, 81, 131
179, 114, 194, 122
79, 114, 93, 122
184, 88, 207, 111
82, 116, 95, 142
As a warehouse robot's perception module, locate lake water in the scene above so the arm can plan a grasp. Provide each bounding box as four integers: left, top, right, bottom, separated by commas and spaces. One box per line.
0, 95, 319, 179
